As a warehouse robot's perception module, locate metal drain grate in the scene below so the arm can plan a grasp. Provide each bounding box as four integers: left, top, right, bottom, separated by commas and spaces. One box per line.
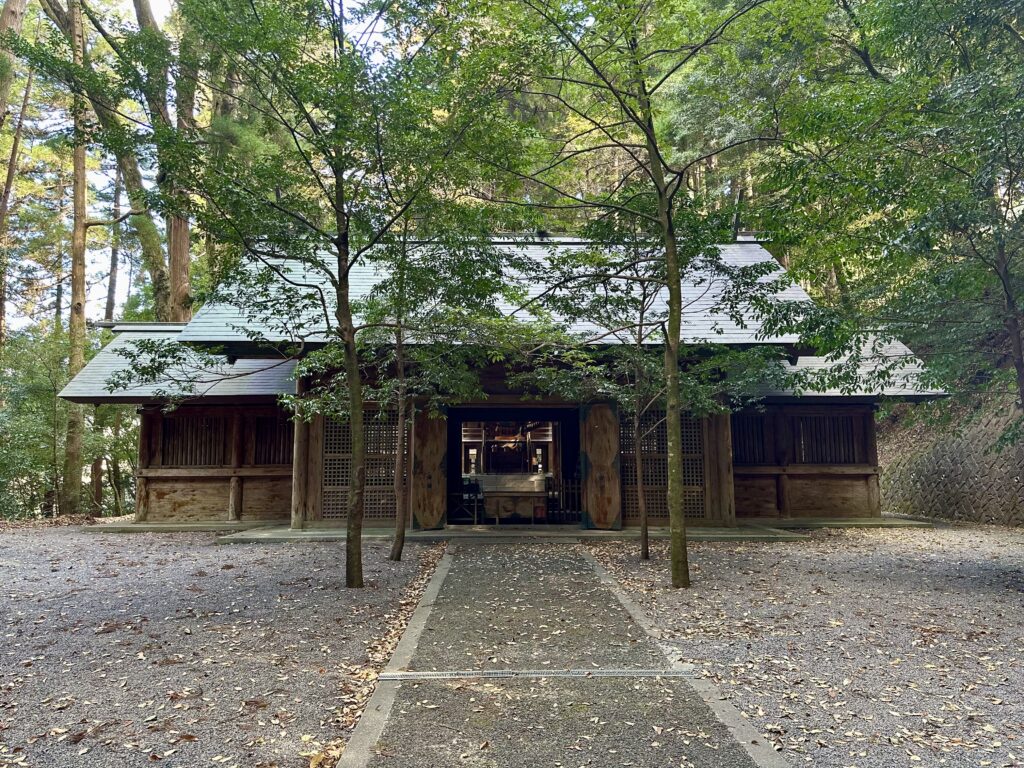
378, 667, 695, 681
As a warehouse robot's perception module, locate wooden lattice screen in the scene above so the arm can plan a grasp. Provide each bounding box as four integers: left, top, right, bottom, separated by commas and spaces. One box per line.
161, 416, 230, 466
322, 412, 402, 521
732, 413, 767, 465
620, 410, 705, 522
796, 414, 859, 464
252, 415, 294, 465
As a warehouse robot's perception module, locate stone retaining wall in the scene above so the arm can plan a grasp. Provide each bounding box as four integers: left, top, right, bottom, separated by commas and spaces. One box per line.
879, 401, 1024, 526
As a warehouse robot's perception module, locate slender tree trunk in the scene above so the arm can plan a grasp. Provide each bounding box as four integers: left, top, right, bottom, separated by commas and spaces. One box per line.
336, 236, 366, 588
389, 329, 408, 561
994, 238, 1024, 408
108, 409, 124, 514
0, 68, 30, 347
636, 83, 689, 587
90, 457, 103, 510
103, 166, 120, 322
0, 0, 28, 129
37, 0, 172, 320
59, 0, 86, 516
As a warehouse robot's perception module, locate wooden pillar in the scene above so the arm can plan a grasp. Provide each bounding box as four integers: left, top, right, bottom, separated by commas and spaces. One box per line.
227, 412, 243, 521
290, 379, 309, 530
776, 474, 792, 519
135, 410, 154, 522
774, 410, 793, 518
706, 413, 736, 526
581, 403, 621, 530
865, 408, 881, 517
305, 415, 324, 523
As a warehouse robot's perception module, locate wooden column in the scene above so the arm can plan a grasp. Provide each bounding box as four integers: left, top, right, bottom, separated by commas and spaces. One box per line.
135, 410, 154, 522
290, 379, 309, 530
581, 403, 621, 530
305, 415, 324, 523
706, 414, 736, 526
227, 412, 243, 522
865, 408, 881, 517
774, 410, 793, 518
411, 410, 446, 530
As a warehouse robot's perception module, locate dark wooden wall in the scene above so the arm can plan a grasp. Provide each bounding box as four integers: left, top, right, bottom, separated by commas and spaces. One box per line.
731, 405, 880, 519
135, 405, 293, 523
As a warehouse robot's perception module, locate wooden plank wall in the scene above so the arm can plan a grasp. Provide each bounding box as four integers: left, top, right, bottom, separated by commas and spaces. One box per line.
135, 404, 293, 523
732, 405, 881, 519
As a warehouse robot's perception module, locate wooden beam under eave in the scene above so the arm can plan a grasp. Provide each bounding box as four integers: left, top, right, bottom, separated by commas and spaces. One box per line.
290, 378, 309, 530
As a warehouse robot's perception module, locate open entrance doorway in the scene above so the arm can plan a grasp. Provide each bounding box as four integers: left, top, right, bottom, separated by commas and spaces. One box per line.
445, 406, 582, 525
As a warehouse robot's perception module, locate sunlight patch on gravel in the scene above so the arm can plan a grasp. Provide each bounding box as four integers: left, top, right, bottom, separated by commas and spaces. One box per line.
588, 526, 1024, 768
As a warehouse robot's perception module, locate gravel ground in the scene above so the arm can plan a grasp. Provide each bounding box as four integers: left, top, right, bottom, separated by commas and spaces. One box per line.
0, 528, 436, 768
588, 526, 1024, 768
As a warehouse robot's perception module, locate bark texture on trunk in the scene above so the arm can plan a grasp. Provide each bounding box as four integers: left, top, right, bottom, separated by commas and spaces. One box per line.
0, 0, 28, 129
59, 0, 86, 516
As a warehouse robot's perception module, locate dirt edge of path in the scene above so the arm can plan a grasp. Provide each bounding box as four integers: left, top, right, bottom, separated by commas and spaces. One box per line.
307, 543, 446, 768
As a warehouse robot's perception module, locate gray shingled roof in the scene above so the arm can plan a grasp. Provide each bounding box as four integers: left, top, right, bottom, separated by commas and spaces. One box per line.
60, 239, 936, 403
59, 327, 296, 403
177, 239, 809, 347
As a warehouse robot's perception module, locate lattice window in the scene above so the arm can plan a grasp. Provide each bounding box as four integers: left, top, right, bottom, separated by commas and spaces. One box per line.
732, 413, 767, 466
322, 412, 404, 521
251, 415, 294, 465
620, 411, 705, 522
161, 415, 229, 467
796, 414, 859, 464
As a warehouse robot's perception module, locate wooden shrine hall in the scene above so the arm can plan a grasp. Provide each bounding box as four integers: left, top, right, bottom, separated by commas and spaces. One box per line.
60, 236, 934, 530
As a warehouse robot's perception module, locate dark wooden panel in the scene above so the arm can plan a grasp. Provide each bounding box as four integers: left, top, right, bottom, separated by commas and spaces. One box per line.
244, 478, 292, 520
147, 479, 230, 521
734, 476, 778, 517
789, 475, 872, 517
582, 403, 621, 529
411, 411, 447, 530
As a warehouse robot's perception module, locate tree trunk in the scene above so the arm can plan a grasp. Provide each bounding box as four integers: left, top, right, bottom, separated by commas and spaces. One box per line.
59, 0, 86, 517
994, 238, 1024, 409
636, 76, 689, 587
108, 409, 124, 514
103, 166, 120, 322
337, 238, 366, 588
0, 67, 31, 347
0, 0, 28, 129
389, 330, 408, 561
37, 0, 172, 321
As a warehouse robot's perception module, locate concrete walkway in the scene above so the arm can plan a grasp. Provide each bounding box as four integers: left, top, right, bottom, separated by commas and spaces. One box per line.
341, 542, 788, 768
